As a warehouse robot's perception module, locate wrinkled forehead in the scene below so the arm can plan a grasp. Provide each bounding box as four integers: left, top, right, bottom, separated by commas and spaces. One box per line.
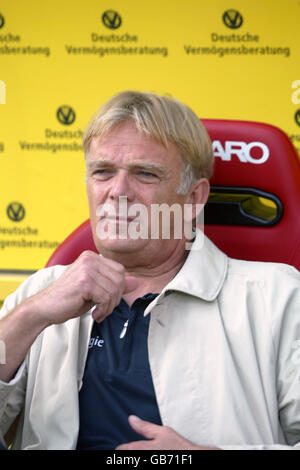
90, 121, 161, 147
89, 121, 181, 165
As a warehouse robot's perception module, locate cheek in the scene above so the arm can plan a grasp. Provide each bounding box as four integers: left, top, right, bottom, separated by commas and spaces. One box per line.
86, 186, 96, 213
87, 181, 106, 206
151, 187, 182, 206
87, 187, 104, 224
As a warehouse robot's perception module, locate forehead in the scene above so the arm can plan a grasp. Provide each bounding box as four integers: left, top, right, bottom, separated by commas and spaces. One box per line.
89, 122, 181, 165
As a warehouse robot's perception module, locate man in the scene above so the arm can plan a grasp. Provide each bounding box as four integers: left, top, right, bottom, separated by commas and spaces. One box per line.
0, 91, 300, 450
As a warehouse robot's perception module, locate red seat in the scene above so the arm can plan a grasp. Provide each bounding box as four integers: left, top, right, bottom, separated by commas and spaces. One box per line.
46, 119, 300, 270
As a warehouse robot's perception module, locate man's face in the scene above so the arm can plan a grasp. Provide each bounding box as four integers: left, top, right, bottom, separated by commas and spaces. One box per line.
86, 122, 193, 265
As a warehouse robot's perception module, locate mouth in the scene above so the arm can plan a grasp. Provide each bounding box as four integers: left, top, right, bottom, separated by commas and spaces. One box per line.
100, 216, 137, 223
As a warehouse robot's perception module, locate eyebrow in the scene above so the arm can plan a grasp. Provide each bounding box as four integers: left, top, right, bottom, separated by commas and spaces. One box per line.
86, 159, 167, 176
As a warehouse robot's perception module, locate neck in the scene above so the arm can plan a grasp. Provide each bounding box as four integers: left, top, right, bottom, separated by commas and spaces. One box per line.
122, 242, 188, 306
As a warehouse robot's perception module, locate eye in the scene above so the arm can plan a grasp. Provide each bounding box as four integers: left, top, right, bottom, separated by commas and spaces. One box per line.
92, 169, 114, 179
136, 170, 158, 181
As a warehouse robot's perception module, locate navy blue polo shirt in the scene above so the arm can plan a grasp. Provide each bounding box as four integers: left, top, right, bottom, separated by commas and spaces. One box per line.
76, 294, 162, 450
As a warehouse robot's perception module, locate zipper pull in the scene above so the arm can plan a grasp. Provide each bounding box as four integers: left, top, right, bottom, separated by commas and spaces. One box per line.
120, 319, 129, 339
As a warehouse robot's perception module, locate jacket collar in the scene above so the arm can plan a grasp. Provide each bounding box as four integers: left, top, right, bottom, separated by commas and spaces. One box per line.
166, 232, 228, 301
148, 230, 228, 310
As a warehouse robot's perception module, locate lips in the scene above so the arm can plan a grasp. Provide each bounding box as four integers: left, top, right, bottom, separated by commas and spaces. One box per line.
100, 216, 137, 223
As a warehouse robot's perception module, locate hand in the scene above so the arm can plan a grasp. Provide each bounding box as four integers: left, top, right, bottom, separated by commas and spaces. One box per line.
115, 415, 219, 450
25, 250, 137, 327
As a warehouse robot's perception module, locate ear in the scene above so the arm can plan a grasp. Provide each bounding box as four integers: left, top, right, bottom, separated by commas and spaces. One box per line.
187, 178, 210, 206
183, 179, 210, 239
187, 178, 210, 205
185, 178, 210, 220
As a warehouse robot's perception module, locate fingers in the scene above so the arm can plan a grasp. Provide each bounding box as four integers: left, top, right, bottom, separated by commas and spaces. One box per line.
89, 270, 124, 322
34, 250, 138, 326
75, 251, 137, 322
115, 415, 158, 450
116, 417, 200, 451
128, 415, 160, 439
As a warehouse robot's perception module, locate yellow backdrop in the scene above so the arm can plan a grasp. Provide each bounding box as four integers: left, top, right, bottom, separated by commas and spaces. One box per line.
0, 0, 299, 280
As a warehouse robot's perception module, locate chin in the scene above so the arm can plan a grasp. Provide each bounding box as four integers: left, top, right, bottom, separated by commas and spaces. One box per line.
96, 237, 148, 256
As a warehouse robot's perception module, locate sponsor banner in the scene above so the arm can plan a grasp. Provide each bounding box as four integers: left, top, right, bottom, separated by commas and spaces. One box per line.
0, 0, 299, 272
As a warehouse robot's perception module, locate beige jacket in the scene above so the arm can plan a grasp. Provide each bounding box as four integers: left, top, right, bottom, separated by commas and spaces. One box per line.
0, 235, 300, 450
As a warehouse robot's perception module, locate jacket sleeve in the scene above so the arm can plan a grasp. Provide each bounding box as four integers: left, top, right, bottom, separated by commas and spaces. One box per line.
0, 361, 27, 443
0, 267, 65, 443
272, 264, 300, 448
220, 264, 300, 451
0, 295, 28, 443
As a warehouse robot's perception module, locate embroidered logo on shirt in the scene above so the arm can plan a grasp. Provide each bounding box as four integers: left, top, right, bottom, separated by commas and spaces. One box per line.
89, 336, 104, 349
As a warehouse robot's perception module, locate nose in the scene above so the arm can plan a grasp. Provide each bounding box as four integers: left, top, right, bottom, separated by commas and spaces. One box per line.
108, 170, 135, 202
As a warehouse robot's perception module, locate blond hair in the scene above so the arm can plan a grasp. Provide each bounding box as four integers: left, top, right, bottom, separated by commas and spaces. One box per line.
83, 91, 213, 194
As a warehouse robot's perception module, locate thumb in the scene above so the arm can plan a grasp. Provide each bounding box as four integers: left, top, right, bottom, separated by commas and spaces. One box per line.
128, 415, 160, 439
124, 276, 138, 294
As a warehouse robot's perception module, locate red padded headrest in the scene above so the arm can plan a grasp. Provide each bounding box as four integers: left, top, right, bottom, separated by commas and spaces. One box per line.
202, 119, 300, 268
202, 119, 300, 206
